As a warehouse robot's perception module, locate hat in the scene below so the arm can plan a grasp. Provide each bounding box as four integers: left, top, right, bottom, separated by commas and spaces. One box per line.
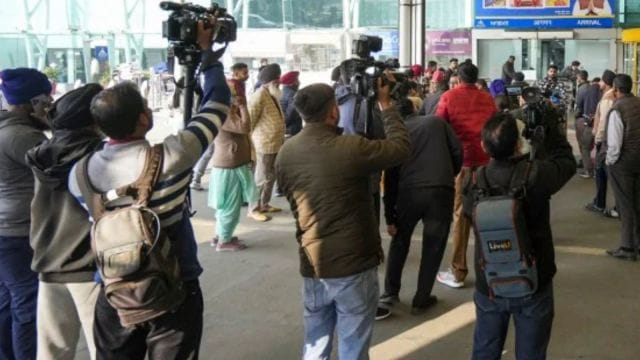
410, 64, 423, 77
601, 70, 615, 86
431, 69, 445, 83
0, 68, 52, 105
280, 71, 299, 86
259, 64, 281, 84
48, 83, 103, 130
489, 79, 506, 98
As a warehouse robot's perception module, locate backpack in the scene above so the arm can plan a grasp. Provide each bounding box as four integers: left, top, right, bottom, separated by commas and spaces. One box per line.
75, 144, 184, 326
471, 160, 538, 298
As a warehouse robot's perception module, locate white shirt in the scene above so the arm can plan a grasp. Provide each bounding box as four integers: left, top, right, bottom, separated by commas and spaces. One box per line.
606, 110, 624, 166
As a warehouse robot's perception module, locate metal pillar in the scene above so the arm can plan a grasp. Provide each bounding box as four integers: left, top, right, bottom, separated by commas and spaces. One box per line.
22, 0, 50, 69
399, 0, 412, 67
242, 0, 249, 29
123, 0, 146, 67
66, 0, 91, 83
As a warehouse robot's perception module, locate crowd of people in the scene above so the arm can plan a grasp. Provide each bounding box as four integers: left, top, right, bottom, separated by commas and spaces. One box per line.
0, 16, 638, 360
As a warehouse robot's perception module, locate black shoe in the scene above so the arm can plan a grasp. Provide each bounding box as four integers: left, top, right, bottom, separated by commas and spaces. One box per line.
585, 202, 605, 214
375, 306, 391, 321
379, 294, 400, 306
606, 248, 637, 261
411, 295, 438, 315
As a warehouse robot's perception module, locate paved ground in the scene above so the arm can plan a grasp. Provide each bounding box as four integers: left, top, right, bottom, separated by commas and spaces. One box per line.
76, 110, 639, 359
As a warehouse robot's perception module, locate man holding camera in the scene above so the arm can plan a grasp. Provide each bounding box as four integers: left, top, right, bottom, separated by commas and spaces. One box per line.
435, 62, 497, 289
275, 78, 409, 359
605, 74, 640, 261
68, 19, 229, 358
467, 110, 575, 359
0, 68, 51, 360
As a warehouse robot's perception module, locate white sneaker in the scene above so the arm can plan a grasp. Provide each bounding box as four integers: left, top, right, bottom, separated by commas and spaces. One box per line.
437, 269, 464, 289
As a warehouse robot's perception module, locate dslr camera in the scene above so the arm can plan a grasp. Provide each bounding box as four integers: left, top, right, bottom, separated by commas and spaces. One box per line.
161, 1, 237, 65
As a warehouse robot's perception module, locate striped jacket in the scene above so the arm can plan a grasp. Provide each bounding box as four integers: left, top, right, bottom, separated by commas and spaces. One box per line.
68, 56, 230, 280
249, 87, 285, 154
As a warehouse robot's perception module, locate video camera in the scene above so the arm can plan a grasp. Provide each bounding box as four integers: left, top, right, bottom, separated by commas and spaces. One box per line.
160, 1, 237, 65
520, 86, 559, 144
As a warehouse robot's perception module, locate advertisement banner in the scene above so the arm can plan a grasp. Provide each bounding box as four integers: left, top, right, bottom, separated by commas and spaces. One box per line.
365, 30, 399, 59
425, 30, 472, 57
474, 0, 616, 29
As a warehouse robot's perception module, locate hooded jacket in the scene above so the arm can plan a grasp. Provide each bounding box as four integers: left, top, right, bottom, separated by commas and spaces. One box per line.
26, 84, 104, 282
27, 130, 103, 282
0, 112, 47, 237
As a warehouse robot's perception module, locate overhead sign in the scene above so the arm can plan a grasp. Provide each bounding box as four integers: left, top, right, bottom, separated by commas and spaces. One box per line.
425, 30, 472, 57
475, 0, 616, 29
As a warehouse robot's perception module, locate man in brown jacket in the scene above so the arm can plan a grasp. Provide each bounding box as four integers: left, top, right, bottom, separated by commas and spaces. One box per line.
249, 64, 285, 219
276, 80, 410, 359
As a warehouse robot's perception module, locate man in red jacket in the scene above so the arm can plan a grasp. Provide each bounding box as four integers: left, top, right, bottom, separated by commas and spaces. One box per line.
435, 62, 497, 288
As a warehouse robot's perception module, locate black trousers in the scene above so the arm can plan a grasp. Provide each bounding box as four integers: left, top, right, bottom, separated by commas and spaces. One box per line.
94, 280, 204, 360
608, 165, 640, 250
594, 143, 608, 209
384, 187, 454, 308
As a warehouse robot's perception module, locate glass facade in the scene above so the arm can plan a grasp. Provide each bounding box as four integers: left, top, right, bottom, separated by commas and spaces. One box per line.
620, 0, 640, 27
425, 0, 471, 29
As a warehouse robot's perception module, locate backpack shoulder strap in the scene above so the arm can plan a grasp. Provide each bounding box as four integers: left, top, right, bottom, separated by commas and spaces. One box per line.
508, 160, 533, 199
114, 144, 164, 206
74, 154, 107, 220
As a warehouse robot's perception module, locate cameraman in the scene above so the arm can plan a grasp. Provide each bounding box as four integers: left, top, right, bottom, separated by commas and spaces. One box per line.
275, 78, 409, 359
465, 111, 575, 359
68, 18, 230, 358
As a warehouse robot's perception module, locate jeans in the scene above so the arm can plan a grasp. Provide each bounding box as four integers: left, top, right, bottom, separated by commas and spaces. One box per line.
472, 284, 554, 360
94, 280, 203, 360
385, 187, 453, 307
192, 143, 215, 183
0, 236, 38, 360
302, 267, 378, 360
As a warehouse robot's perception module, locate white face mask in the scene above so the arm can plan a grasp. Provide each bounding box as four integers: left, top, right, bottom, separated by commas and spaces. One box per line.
267, 82, 282, 100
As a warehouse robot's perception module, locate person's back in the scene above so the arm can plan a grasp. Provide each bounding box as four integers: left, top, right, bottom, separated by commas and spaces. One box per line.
276, 82, 409, 359
464, 112, 575, 359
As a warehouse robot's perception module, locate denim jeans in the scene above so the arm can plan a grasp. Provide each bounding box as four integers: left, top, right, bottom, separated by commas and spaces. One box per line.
0, 236, 38, 360
472, 284, 554, 360
302, 267, 378, 360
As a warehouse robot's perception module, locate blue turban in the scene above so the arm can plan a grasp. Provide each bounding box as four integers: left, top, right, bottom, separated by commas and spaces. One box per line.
0, 68, 52, 105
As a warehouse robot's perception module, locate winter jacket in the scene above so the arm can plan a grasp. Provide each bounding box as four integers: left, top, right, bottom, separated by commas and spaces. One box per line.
27, 129, 103, 282
0, 112, 46, 237
280, 86, 302, 136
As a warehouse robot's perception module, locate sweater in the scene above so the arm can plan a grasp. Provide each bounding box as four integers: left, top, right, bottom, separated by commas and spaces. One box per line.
69, 53, 230, 280
275, 109, 410, 279
0, 112, 46, 237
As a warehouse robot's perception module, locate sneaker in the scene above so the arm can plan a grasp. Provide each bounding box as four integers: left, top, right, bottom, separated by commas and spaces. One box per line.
411, 295, 438, 316
437, 269, 464, 289
585, 203, 605, 214
247, 212, 272, 222
577, 170, 593, 179
603, 208, 620, 219
190, 181, 204, 191
262, 205, 282, 213
379, 294, 400, 306
211, 236, 238, 247
375, 306, 391, 321
216, 239, 248, 252
606, 247, 637, 261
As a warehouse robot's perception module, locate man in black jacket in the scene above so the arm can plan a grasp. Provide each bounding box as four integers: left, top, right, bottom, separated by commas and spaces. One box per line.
465, 111, 575, 359
26, 84, 103, 359
380, 107, 462, 314
279, 71, 302, 137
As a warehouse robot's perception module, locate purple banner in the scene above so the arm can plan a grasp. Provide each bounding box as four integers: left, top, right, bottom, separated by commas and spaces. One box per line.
425, 30, 472, 57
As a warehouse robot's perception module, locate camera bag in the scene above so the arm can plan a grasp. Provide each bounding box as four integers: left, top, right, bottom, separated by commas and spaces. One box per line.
471, 160, 538, 298
75, 144, 184, 326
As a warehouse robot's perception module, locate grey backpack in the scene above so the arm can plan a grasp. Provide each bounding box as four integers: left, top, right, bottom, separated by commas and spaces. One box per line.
75, 145, 184, 326
472, 160, 538, 298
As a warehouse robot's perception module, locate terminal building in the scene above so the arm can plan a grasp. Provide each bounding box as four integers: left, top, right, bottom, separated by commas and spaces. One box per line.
1, 1, 640, 91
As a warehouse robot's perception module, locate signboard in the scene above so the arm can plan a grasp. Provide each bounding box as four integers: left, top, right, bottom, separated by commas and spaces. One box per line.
475, 0, 616, 29
425, 30, 472, 57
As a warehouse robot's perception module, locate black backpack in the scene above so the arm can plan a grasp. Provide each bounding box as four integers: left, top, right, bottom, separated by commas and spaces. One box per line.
471, 160, 538, 298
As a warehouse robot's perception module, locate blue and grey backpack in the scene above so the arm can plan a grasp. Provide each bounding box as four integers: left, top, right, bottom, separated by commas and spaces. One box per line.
472, 160, 538, 298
